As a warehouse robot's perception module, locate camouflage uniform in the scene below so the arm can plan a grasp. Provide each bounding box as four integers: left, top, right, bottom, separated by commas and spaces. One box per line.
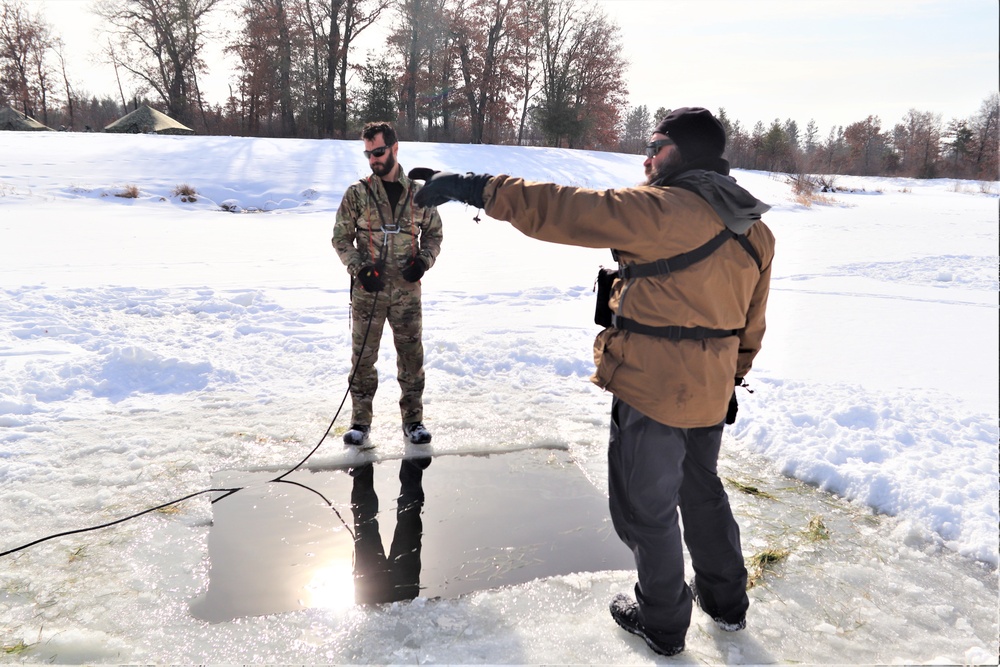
332, 168, 443, 426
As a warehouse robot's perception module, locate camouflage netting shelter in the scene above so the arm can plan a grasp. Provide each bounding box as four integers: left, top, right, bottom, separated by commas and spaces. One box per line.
0, 105, 54, 131
104, 105, 194, 135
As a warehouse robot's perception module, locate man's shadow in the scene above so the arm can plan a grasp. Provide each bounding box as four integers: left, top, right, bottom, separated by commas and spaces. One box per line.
349, 456, 432, 604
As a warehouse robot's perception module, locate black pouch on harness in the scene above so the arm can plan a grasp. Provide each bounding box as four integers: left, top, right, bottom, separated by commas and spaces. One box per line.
594, 267, 617, 327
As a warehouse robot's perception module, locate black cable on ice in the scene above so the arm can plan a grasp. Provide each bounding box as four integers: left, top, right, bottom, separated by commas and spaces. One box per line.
1, 271, 384, 558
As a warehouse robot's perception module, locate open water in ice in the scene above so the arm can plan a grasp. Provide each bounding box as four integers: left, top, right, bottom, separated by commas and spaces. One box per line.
191, 448, 634, 623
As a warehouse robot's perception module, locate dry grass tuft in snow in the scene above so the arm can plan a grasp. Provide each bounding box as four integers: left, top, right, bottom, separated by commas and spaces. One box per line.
172, 183, 198, 202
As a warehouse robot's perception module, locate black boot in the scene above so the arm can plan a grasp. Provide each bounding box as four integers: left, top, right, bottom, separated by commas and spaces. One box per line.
609, 594, 685, 657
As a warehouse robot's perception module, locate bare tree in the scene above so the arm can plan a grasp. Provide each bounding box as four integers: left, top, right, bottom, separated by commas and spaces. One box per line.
892, 109, 941, 178
228, 0, 389, 138
815, 125, 848, 175
95, 0, 224, 126
280, 0, 348, 138
335, 0, 391, 136
534, 0, 627, 149
0, 0, 55, 118
105, 39, 130, 114
969, 92, 999, 180
563, 4, 626, 149
229, 0, 288, 135
844, 115, 889, 176
321, 0, 345, 136
274, 0, 298, 135
510, 0, 541, 145
392, 0, 449, 138
535, 0, 577, 146
54, 37, 74, 128
452, 0, 518, 144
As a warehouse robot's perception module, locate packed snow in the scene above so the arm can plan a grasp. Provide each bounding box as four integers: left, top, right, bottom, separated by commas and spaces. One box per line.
0, 132, 997, 664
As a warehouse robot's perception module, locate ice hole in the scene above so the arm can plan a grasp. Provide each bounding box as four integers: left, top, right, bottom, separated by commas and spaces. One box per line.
190, 448, 633, 623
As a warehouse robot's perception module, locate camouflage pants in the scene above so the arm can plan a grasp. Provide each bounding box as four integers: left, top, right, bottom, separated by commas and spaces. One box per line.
349, 279, 424, 426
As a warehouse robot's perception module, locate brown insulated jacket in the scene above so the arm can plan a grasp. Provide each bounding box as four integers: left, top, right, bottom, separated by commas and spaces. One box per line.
483, 171, 775, 428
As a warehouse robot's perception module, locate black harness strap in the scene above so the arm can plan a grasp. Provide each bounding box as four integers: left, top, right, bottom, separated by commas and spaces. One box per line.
619, 228, 760, 279
609, 227, 761, 341
361, 177, 407, 233
735, 234, 762, 270
611, 316, 737, 340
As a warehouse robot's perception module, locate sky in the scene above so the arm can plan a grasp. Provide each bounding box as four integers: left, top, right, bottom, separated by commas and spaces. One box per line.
602, 0, 1000, 131
0, 131, 997, 663
20, 0, 1000, 134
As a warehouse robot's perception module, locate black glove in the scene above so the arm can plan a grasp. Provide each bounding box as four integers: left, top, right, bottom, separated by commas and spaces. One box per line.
401, 256, 426, 282
357, 264, 384, 292
725, 377, 744, 425
725, 391, 738, 425
413, 171, 492, 209
407, 167, 439, 181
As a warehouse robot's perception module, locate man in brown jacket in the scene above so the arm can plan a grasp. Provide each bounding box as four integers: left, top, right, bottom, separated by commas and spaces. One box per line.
413, 107, 774, 657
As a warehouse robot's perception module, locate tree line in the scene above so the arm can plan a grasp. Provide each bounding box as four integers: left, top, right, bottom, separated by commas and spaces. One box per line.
1, 0, 628, 148
2, 0, 997, 180
617, 99, 999, 182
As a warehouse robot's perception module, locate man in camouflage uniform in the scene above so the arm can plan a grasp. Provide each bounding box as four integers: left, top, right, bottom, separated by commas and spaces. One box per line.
332, 122, 443, 447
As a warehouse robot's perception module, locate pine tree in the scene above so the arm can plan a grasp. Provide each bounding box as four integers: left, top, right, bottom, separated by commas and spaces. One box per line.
354, 52, 398, 124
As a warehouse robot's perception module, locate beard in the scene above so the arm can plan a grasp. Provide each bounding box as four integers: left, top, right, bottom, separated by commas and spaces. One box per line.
370, 151, 397, 178
644, 150, 684, 185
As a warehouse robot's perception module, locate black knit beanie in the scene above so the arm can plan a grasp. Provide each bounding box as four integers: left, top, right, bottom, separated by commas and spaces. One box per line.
653, 107, 726, 162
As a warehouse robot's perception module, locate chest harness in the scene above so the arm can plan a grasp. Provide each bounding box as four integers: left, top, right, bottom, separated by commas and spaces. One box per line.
601, 228, 762, 341
360, 175, 418, 265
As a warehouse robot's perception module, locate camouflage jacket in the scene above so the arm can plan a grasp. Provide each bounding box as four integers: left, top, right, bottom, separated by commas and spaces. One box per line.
332, 168, 443, 281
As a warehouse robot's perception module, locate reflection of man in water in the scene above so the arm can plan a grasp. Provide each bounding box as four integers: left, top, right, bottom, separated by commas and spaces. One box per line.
350, 457, 432, 603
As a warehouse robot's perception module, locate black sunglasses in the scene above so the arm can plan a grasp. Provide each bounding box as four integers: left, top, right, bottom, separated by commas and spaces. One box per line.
363, 143, 395, 159
644, 139, 674, 159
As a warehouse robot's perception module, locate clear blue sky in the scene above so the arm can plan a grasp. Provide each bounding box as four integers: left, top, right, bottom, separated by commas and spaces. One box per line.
26, 0, 1000, 134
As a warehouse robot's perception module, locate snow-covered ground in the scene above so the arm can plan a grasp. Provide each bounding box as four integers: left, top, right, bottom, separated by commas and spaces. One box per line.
0, 132, 997, 664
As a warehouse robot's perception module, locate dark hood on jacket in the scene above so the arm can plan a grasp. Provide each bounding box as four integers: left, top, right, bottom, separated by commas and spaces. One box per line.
651, 163, 770, 235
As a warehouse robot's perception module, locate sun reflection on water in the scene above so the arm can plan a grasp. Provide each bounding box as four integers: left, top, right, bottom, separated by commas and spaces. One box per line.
304, 558, 356, 611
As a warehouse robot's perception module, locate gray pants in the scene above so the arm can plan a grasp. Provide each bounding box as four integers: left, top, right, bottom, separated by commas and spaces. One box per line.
608, 397, 748, 644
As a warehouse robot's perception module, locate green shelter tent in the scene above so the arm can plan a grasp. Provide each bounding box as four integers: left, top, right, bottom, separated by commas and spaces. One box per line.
104, 105, 194, 135
0, 105, 54, 131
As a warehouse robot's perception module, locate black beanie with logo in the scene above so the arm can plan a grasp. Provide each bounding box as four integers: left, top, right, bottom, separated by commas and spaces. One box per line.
654, 107, 726, 162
